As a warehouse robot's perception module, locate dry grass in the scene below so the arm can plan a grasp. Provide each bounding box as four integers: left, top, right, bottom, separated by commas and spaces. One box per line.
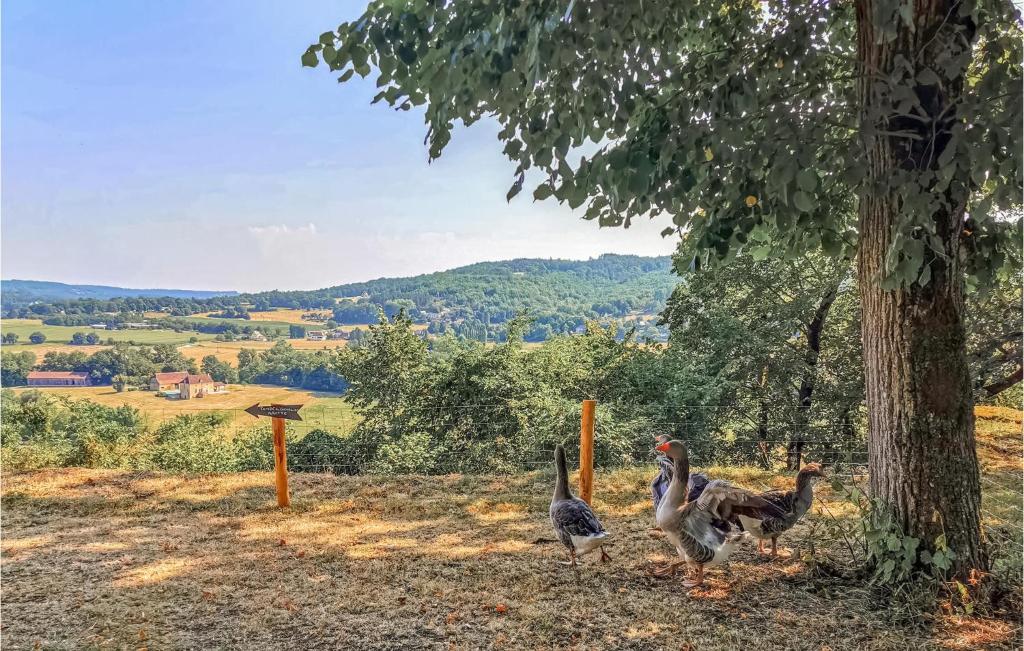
177, 341, 278, 366
247, 309, 332, 324
177, 339, 349, 367
3, 343, 107, 364
2, 409, 1020, 650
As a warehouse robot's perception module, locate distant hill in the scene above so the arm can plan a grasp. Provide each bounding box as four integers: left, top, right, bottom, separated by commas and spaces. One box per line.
3, 255, 678, 342
239, 254, 678, 341
1, 279, 237, 304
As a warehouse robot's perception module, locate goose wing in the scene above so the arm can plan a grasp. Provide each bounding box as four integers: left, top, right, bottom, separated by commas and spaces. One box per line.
686, 472, 711, 503
677, 502, 728, 563
551, 497, 606, 541
695, 484, 786, 522
760, 489, 798, 514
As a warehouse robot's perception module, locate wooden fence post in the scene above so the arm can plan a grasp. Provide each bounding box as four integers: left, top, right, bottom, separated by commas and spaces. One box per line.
579, 399, 596, 505
272, 414, 291, 508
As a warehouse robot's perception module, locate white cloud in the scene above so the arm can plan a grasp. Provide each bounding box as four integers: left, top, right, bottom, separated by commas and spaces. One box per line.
247, 223, 318, 238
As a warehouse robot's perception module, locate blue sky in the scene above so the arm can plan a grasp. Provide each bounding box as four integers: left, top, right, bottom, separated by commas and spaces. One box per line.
1, 1, 677, 292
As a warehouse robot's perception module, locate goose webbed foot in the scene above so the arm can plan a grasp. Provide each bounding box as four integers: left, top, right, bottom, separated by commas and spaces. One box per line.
648, 559, 684, 578
599, 547, 612, 563
681, 565, 704, 588
559, 548, 578, 567
770, 538, 792, 559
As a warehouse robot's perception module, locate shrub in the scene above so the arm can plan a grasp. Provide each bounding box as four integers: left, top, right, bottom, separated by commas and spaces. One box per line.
371, 431, 444, 475
289, 428, 365, 474
147, 413, 236, 472
232, 425, 275, 471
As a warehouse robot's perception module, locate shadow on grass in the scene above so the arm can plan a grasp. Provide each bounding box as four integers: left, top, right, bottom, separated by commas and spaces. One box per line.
2, 468, 1020, 650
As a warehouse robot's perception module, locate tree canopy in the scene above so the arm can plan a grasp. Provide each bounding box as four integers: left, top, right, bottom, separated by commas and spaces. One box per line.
305, 0, 1023, 577
304, 0, 1020, 285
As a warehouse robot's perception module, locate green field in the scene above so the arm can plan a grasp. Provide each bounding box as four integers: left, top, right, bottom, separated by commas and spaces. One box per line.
0, 319, 217, 346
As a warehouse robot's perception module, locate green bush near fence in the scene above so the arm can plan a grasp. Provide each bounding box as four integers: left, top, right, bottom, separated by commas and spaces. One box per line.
1, 390, 281, 473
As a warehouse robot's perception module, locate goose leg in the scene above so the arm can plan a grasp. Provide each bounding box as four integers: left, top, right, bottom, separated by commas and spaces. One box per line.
649, 559, 684, 577
681, 565, 704, 588
757, 539, 765, 554
770, 537, 792, 559
559, 548, 578, 566
599, 547, 612, 563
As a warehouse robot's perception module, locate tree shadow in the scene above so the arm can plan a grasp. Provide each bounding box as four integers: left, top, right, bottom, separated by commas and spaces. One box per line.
2, 470, 1018, 650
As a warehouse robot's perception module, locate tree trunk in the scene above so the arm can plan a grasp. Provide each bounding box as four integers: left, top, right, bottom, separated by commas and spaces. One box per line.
855, 1, 985, 575
756, 401, 772, 469
756, 365, 773, 468
787, 284, 840, 470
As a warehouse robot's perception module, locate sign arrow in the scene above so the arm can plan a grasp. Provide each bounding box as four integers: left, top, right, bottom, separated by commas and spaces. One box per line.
245, 403, 303, 421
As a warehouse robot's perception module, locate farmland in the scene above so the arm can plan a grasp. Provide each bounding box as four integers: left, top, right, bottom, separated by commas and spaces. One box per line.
5, 343, 107, 364
9, 384, 354, 429
0, 316, 359, 368
0, 319, 216, 346
178, 338, 353, 365
1, 407, 1019, 649
248, 309, 332, 324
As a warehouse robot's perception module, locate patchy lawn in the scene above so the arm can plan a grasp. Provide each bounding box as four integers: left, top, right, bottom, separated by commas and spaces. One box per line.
2, 409, 1020, 650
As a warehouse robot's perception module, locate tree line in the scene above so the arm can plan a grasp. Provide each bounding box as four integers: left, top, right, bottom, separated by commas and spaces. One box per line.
0, 340, 347, 393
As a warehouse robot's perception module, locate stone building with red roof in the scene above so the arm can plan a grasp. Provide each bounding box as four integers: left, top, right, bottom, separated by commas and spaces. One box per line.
27, 371, 92, 387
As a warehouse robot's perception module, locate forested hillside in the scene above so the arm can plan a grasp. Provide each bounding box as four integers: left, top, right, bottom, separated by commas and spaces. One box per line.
4, 255, 676, 342
317, 254, 675, 340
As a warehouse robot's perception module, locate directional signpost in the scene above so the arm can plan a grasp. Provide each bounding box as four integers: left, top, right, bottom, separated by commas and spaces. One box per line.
245, 404, 303, 421
246, 402, 303, 507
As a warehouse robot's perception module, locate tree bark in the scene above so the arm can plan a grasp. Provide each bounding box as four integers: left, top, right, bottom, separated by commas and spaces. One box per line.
787, 284, 840, 470
855, 1, 985, 575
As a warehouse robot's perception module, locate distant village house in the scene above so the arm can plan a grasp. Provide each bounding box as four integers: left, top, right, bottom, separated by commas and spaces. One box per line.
306, 330, 327, 341
150, 372, 226, 399
27, 371, 92, 387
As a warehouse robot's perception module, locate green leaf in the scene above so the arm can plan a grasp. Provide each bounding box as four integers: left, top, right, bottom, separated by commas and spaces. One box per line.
398, 45, 417, 66
533, 184, 553, 201
797, 169, 818, 192
338, 69, 355, 83
793, 191, 816, 213
917, 68, 940, 86
301, 49, 320, 68
506, 172, 525, 202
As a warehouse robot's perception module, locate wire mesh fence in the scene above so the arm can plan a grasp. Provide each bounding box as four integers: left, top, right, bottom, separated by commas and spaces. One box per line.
3, 395, 1019, 555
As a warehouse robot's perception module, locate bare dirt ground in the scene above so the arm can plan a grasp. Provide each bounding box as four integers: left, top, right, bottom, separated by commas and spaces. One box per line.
2, 408, 1020, 650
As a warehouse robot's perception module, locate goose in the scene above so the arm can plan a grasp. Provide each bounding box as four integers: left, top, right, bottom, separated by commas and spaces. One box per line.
654, 439, 781, 587
549, 444, 611, 567
736, 463, 826, 558
651, 434, 712, 511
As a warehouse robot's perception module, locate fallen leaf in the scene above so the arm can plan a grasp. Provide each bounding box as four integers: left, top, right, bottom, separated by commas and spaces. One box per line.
495, 603, 508, 614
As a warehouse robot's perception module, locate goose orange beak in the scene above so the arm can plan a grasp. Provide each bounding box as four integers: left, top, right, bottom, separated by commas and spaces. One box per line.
655, 441, 671, 452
